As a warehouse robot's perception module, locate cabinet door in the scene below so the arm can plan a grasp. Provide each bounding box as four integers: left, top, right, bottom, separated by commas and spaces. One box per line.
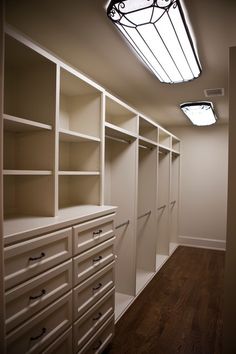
73, 238, 115, 286
5, 260, 72, 333
4, 228, 72, 289
73, 288, 114, 352
73, 213, 115, 255
73, 262, 115, 319
6, 291, 72, 354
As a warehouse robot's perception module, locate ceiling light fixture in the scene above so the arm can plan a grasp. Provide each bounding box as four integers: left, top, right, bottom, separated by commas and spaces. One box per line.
106, 0, 201, 83
180, 101, 217, 126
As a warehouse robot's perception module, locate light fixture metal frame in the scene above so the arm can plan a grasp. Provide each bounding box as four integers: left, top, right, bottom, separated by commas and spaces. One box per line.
107, 0, 202, 84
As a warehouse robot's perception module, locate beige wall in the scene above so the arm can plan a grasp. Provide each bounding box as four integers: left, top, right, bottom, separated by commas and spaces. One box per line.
223, 46, 236, 354
170, 125, 228, 249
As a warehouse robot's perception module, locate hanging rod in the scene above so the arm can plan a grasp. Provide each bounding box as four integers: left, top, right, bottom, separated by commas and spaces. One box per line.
138, 210, 151, 219
106, 135, 131, 144
158, 205, 166, 210
139, 144, 152, 150
115, 220, 130, 229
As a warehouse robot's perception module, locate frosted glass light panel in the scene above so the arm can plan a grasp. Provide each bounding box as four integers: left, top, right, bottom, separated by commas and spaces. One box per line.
107, 0, 201, 83
180, 101, 217, 126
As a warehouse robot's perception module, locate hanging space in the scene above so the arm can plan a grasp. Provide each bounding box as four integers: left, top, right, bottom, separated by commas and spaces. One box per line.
104, 94, 138, 321
136, 116, 158, 294
169, 136, 180, 254
156, 128, 171, 270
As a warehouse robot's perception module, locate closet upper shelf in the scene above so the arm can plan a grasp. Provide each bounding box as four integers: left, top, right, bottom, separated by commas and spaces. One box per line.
139, 136, 157, 149
59, 129, 100, 143
105, 122, 137, 142
3, 114, 52, 132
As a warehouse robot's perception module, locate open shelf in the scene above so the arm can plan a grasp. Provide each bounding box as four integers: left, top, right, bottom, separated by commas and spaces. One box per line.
105, 95, 138, 135
139, 116, 157, 142
4, 34, 56, 126
3, 170, 52, 176
59, 175, 100, 209
4, 128, 54, 171
3, 114, 52, 132
105, 122, 137, 142
60, 68, 101, 139
4, 175, 55, 219
59, 138, 100, 173
139, 136, 157, 149
158, 128, 171, 149
172, 136, 180, 153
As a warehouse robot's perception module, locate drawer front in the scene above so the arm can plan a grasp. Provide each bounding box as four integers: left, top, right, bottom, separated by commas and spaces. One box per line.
73, 262, 115, 319
73, 238, 115, 286
74, 288, 114, 352
5, 228, 72, 290
78, 315, 114, 354
5, 260, 72, 333
6, 291, 72, 354
73, 214, 115, 255
42, 327, 72, 354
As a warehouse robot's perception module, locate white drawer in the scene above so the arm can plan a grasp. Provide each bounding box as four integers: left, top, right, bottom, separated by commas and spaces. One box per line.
77, 315, 114, 354
74, 288, 114, 352
42, 327, 72, 354
6, 291, 72, 354
73, 213, 115, 255
5, 260, 72, 333
73, 238, 115, 286
73, 262, 115, 319
5, 228, 72, 290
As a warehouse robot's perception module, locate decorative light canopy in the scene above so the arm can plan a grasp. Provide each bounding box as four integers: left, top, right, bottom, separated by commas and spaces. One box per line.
107, 0, 201, 84
180, 101, 217, 126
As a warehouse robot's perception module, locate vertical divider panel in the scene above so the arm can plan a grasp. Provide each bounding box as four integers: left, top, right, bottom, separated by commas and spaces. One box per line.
100, 92, 106, 206
54, 64, 60, 216
169, 151, 180, 253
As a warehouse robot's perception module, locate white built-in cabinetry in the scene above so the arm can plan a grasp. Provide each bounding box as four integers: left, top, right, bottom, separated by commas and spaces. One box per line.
1, 25, 181, 352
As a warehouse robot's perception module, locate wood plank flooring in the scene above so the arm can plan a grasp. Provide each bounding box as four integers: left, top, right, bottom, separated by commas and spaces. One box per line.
105, 246, 225, 354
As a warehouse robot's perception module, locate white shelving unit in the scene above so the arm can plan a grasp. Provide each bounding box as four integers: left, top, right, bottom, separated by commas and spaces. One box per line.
1, 25, 181, 350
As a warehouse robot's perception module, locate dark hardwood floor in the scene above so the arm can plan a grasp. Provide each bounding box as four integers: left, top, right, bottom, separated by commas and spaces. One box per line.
105, 246, 225, 354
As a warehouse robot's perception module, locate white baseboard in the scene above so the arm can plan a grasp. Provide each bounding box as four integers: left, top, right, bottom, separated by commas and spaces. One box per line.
179, 235, 226, 251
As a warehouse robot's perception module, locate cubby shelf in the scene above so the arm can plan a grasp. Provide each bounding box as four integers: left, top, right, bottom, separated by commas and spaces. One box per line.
58, 171, 100, 176
59, 128, 100, 143
3, 114, 52, 132
3, 170, 52, 175
139, 136, 157, 149
105, 122, 137, 142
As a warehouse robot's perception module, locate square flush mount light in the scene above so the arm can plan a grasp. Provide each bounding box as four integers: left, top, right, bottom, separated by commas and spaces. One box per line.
106, 0, 201, 83
180, 101, 217, 126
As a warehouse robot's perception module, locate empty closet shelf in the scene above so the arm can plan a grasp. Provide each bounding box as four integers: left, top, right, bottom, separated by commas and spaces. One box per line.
58, 171, 100, 176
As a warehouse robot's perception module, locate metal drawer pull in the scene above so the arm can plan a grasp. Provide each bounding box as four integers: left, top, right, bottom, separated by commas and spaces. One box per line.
93, 229, 102, 236
30, 327, 46, 341
29, 252, 45, 261
93, 255, 102, 263
93, 283, 102, 291
29, 289, 46, 300
93, 312, 102, 321
93, 340, 102, 351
